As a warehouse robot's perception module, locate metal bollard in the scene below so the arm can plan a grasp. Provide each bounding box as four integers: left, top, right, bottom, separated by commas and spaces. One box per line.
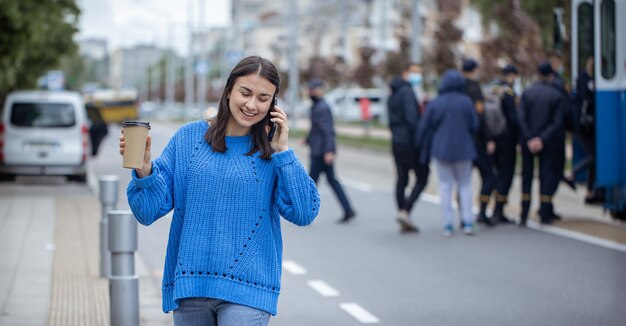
108, 210, 139, 326
99, 175, 119, 278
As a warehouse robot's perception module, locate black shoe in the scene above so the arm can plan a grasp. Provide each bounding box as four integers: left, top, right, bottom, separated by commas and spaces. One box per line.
518, 219, 527, 228
338, 211, 356, 224
477, 214, 495, 226
550, 212, 562, 221
562, 177, 577, 191
498, 215, 515, 224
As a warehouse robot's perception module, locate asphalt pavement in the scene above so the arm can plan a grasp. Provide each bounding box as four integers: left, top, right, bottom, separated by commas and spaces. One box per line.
1, 119, 625, 325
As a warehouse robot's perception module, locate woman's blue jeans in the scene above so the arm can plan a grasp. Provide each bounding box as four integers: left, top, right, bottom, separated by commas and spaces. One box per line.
173, 297, 271, 326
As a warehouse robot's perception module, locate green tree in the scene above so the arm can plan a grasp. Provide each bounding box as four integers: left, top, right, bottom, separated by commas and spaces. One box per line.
0, 0, 80, 98
472, 0, 570, 80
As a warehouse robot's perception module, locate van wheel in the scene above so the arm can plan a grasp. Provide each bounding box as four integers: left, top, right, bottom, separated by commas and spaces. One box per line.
69, 174, 87, 183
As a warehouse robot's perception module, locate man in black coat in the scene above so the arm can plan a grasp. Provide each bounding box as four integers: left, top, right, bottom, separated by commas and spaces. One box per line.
305, 78, 356, 223
491, 64, 520, 224
463, 58, 496, 226
518, 62, 567, 226
387, 62, 429, 233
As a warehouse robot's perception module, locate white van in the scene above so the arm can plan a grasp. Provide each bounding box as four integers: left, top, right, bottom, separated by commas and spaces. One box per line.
324, 88, 388, 123
0, 91, 90, 182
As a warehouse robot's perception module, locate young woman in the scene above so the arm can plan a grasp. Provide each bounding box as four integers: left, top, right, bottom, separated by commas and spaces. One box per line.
119, 56, 320, 325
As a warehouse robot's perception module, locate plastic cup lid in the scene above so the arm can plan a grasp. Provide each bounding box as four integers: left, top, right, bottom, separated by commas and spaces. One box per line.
121, 121, 151, 129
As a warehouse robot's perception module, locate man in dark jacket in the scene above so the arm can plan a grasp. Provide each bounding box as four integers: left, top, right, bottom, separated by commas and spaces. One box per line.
518, 62, 567, 226
491, 64, 520, 224
462, 58, 496, 226
387, 62, 429, 233
305, 78, 356, 223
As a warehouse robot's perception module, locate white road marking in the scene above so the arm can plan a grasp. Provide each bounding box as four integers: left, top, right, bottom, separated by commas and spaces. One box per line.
340, 303, 380, 323
527, 220, 626, 253
340, 177, 375, 192
282, 260, 307, 275
307, 280, 340, 297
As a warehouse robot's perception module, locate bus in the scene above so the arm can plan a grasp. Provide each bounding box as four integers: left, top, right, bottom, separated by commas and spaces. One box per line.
572, 0, 626, 220
83, 89, 139, 124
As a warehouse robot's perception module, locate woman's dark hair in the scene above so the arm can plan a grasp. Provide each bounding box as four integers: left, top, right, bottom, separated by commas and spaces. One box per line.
205, 55, 280, 160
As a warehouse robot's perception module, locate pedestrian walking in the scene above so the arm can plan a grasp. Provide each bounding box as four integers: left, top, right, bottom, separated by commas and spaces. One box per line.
119, 55, 320, 325
518, 62, 567, 226
549, 50, 577, 194
418, 69, 479, 236
387, 62, 430, 233
305, 78, 356, 223
491, 64, 520, 224
462, 58, 496, 226
567, 56, 602, 204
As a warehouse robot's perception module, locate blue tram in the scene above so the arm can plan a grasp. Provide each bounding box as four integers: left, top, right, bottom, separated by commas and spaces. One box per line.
572, 0, 626, 219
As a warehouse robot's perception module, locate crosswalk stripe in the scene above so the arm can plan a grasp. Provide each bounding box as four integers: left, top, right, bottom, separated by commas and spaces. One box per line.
307, 280, 340, 297
340, 302, 380, 323
282, 260, 307, 275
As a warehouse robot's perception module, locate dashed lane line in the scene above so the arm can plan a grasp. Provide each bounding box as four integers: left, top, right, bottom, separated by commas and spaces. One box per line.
340, 303, 380, 324
282, 260, 307, 275
307, 280, 340, 297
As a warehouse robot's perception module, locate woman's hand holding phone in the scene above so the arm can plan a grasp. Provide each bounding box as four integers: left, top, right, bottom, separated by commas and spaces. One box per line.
268, 106, 289, 152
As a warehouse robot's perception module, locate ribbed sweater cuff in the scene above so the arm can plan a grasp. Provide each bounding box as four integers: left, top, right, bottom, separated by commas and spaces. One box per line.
131, 162, 159, 189
271, 149, 297, 167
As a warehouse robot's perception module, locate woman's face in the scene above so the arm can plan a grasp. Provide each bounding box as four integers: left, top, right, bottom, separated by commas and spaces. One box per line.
226, 73, 277, 136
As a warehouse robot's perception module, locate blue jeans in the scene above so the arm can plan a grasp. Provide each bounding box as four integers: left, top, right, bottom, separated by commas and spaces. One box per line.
173, 297, 271, 326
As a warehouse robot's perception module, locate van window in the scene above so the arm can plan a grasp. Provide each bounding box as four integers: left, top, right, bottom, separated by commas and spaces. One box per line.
10, 102, 76, 127
600, 0, 616, 79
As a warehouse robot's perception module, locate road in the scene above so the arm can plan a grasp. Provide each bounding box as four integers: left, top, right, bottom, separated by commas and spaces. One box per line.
65, 121, 626, 325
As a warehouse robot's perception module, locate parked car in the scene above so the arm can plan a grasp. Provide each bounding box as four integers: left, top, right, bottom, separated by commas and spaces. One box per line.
0, 90, 90, 182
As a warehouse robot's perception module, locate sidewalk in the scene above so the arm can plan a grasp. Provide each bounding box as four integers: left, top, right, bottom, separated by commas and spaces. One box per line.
0, 184, 169, 326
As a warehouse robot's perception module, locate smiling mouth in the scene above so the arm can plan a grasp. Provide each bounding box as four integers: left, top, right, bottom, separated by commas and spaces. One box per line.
240, 109, 257, 118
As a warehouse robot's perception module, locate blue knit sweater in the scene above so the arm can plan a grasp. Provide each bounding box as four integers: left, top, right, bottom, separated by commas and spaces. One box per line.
127, 120, 320, 315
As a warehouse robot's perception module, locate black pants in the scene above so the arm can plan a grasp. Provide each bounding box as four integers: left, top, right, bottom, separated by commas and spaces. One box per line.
309, 156, 354, 215
474, 140, 496, 203
392, 145, 430, 213
492, 133, 517, 201
521, 143, 561, 218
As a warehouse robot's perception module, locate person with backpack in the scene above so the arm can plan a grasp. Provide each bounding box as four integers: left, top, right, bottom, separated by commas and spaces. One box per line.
462, 58, 496, 226
490, 64, 520, 224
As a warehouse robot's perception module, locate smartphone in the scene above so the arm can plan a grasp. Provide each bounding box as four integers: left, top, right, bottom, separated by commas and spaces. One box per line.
267, 96, 277, 142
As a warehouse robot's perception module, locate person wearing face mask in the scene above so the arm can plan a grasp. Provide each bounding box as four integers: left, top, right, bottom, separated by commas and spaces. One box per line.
305, 78, 357, 224
387, 62, 430, 233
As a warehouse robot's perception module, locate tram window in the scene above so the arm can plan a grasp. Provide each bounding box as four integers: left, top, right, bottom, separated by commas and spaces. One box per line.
600, 0, 616, 79
578, 3, 594, 74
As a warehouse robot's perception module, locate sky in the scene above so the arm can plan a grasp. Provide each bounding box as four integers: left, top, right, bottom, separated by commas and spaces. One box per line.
76, 0, 231, 55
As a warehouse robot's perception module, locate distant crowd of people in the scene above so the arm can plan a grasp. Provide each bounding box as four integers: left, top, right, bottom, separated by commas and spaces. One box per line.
304, 52, 599, 237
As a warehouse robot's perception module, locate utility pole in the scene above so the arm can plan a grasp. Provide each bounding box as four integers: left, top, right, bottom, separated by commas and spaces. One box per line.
410, 0, 422, 63
196, 0, 207, 112
184, 0, 195, 120
379, 0, 388, 64
166, 23, 176, 115
287, 0, 299, 129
